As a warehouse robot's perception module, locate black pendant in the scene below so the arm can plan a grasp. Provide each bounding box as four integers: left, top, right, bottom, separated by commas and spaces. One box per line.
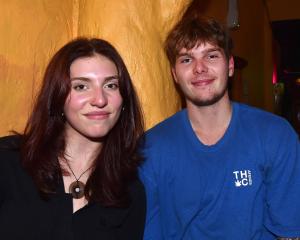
69, 181, 85, 199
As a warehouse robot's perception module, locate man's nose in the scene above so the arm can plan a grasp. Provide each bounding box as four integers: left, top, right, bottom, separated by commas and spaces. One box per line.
193, 59, 208, 74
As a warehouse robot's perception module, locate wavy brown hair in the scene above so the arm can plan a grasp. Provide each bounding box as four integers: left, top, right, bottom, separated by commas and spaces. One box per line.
165, 15, 233, 67
21, 38, 144, 207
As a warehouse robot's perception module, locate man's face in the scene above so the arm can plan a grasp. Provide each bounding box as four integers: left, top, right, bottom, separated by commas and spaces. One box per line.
172, 42, 234, 107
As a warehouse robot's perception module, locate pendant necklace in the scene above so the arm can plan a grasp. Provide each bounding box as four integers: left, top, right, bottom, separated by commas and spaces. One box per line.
65, 161, 92, 199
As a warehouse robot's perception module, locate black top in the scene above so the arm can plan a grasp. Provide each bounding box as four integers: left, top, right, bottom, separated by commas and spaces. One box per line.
0, 136, 146, 240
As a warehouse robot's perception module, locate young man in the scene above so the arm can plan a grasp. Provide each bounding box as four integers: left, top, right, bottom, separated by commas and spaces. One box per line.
139, 16, 300, 239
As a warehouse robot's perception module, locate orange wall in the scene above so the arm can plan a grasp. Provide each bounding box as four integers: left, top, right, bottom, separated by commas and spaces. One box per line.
0, 0, 75, 136
0, 0, 280, 136
0, 0, 188, 136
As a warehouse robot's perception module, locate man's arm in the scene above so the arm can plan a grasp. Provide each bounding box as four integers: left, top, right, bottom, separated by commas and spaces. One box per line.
264, 119, 300, 237
278, 238, 300, 240
139, 167, 163, 240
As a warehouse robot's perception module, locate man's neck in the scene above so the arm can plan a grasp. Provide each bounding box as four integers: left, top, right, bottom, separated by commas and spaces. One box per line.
186, 98, 232, 146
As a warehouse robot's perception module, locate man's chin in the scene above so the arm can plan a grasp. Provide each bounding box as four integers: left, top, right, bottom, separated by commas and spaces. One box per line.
187, 87, 228, 107
191, 94, 225, 107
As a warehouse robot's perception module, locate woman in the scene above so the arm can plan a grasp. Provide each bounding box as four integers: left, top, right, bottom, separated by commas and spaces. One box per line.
0, 38, 145, 239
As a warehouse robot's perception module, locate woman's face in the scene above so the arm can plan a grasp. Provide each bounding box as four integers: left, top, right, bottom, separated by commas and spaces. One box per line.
63, 54, 123, 141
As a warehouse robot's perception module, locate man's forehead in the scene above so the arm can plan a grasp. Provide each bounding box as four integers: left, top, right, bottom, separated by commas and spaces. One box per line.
178, 42, 221, 55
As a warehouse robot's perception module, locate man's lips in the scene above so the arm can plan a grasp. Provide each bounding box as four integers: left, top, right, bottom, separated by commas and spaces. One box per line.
191, 78, 214, 86
83, 111, 110, 120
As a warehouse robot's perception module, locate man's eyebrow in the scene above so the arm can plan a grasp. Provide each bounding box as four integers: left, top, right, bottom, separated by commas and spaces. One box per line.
203, 47, 223, 54
177, 52, 192, 58
177, 47, 223, 57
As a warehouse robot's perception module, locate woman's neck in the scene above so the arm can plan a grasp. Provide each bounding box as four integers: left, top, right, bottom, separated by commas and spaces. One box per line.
63, 133, 102, 173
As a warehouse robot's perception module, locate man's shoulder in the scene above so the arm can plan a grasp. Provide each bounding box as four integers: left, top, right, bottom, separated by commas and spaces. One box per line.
140, 110, 187, 152
236, 102, 274, 117
234, 102, 297, 140
146, 109, 186, 138
235, 102, 290, 127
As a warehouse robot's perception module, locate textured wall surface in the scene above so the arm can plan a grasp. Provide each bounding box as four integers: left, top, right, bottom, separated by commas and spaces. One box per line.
75, 0, 187, 128
0, 0, 188, 136
0, 0, 75, 135
0, 0, 279, 136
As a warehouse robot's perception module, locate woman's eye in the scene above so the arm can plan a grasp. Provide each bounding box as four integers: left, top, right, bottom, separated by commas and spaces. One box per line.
73, 84, 87, 91
104, 82, 119, 90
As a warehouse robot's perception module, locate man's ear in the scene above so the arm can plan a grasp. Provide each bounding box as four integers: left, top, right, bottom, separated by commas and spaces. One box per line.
228, 56, 234, 77
171, 67, 178, 83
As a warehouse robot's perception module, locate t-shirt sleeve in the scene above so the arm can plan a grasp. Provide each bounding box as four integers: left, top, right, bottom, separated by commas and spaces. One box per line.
264, 121, 300, 237
139, 139, 164, 240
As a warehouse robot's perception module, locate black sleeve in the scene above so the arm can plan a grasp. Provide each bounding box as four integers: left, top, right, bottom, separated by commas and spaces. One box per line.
0, 135, 21, 150
0, 135, 22, 204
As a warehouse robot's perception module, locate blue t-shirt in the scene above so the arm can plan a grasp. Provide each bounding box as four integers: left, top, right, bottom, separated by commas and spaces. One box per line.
139, 102, 300, 240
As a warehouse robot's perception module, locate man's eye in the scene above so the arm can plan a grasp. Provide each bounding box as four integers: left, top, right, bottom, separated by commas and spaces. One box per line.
207, 53, 220, 59
180, 58, 191, 63
73, 84, 87, 91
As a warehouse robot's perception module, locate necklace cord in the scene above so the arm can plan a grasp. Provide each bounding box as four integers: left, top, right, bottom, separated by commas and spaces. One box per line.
65, 160, 92, 182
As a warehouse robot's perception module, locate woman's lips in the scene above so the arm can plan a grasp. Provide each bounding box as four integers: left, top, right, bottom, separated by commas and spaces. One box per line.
84, 111, 110, 120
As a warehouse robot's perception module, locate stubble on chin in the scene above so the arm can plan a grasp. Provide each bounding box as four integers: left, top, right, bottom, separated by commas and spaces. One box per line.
186, 83, 228, 107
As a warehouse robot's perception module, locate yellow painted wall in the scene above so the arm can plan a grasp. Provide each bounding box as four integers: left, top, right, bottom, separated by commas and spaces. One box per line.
0, 0, 188, 136
0, 0, 75, 136
0, 0, 280, 136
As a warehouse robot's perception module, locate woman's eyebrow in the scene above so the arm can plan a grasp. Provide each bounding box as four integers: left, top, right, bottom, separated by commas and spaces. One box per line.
104, 75, 119, 81
70, 77, 90, 82
70, 75, 119, 83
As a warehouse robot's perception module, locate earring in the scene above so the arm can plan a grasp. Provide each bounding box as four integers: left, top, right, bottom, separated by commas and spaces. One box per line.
122, 107, 125, 111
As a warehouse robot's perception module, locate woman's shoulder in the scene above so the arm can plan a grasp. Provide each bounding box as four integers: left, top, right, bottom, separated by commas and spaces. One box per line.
0, 135, 22, 168
0, 135, 22, 150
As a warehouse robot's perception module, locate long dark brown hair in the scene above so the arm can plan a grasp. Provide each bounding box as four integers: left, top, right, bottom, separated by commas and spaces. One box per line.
21, 38, 144, 207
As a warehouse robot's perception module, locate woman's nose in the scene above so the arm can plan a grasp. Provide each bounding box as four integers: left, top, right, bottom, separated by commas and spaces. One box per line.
90, 88, 107, 107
